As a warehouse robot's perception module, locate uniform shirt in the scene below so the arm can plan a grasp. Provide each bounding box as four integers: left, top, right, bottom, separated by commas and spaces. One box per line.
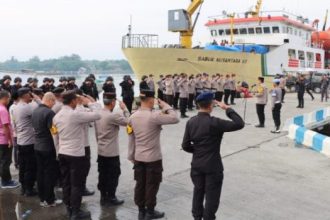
188, 79, 196, 94
9, 103, 17, 138
182, 109, 244, 172
195, 79, 203, 93
223, 79, 231, 90
95, 108, 129, 157
76, 104, 92, 147
279, 78, 287, 89
53, 104, 101, 157
202, 78, 211, 91
128, 104, 179, 162
211, 79, 218, 91
32, 104, 55, 152
178, 78, 189, 98
164, 79, 174, 95
270, 87, 282, 108
255, 83, 268, 105
0, 104, 11, 144
52, 100, 63, 114
173, 78, 180, 93
148, 79, 155, 92
13, 101, 37, 146
230, 78, 236, 91
217, 78, 224, 92
157, 79, 165, 91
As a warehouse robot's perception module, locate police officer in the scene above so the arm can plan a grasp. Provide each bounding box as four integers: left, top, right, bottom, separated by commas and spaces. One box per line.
202, 73, 211, 92
164, 74, 174, 106
95, 93, 129, 206
102, 76, 116, 93
53, 91, 101, 220
178, 73, 189, 118
148, 74, 155, 92
255, 77, 268, 128
128, 90, 179, 220
230, 74, 237, 105
66, 77, 78, 91
40, 78, 51, 93
270, 79, 282, 133
188, 75, 196, 110
156, 75, 165, 101
182, 92, 244, 220
296, 75, 306, 108
58, 77, 68, 90
173, 74, 180, 109
52, 87, 65, 114
223, 74, 231, 105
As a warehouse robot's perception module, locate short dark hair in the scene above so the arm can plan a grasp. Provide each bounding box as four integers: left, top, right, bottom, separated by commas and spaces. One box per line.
103, 98, 115, 106
0, 90, 10, 100
258, 77, 265, 83
62, 91, 77, 105
198, 100, 212, 109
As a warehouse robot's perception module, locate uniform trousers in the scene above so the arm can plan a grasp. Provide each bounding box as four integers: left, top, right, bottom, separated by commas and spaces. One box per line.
297, 92, 305, 108
97, 155, 121, 198
0, 145, 12, 184
188, 94, 195, 110
272, 103, 282, 129
18, 145, 37, 192
173, 92, 180, 109
13, 137, 19, 168
82, 146, 91, 189
256, 104, 266, 126
215, 91, 223, 102
35, 150, 57, 203
134, 160, 163, 211
165, 95, 174, 107
180, 97, 188, 116
321, 88, 328, 102
224, 90, 231, 105
59, 154, 88, 210
306, 88, 314, 100
230, 90, 236, 104
191, 168, 224, 220
123, 97, 134, 113
157, 89, 164, 101
281, 89, 286, 102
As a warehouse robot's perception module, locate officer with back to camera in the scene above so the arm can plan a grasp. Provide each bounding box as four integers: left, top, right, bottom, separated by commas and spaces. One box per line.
182, 92, 244, 220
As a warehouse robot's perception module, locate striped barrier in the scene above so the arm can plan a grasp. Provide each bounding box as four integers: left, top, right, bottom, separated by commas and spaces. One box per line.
283, 107, 330, 131
288, 124, 330, 157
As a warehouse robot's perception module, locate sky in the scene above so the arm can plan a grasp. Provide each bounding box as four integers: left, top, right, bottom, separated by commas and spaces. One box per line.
0, 0, 328, 61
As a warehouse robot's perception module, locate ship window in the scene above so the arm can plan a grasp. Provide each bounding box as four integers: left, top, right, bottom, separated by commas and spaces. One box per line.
263, 27, 271, 34
272, 26, 280, 33
316, 53, 321, 62
298, 51, 305, 60
233, 29, 239, 35
288, 49, 296, 59
218, 29, 225, 36
225, 29, 231, 35
248, 28, 255, 34
239, 28, 247, 34
256, 27, 262, 34
211, 30, 217, 36
307, 52, 314, 61
282, 26, 288, 33
288, 27, 293, 35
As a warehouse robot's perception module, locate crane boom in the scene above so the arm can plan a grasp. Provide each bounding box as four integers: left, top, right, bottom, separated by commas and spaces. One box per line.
187, 0, 204, 16
253, 0, 263, 18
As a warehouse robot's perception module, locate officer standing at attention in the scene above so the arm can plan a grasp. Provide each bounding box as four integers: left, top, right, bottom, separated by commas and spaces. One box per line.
53, 91, 101, 220
181, 92, 244, 220
95, 93, 129, 206
270, 79, 282, 134
178, 73, 189, 118
255, 77, 268, 128
127, 90, 179, 220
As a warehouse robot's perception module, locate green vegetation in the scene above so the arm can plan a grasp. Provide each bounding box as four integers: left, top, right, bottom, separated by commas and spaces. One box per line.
0, 54, 132, 72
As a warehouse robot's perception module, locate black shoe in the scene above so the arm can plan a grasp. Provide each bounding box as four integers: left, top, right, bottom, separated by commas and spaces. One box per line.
100, 196, 108, 206
194, 218, 202, 220
255, 124, 265, 128
66, 206, 72, 218
296, 106, 301, 108
82, 188, 95, 197
180, 115, 189, 119
231, 103, 236, 105
25, 189, 38, 197
108, 197, 124, 206
138, 209, 146, 220
70, 209, 91, 220
145, 210, 165, 220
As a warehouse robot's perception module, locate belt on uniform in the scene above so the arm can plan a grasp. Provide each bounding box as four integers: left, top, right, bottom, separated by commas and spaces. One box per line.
275, 101, 281, 104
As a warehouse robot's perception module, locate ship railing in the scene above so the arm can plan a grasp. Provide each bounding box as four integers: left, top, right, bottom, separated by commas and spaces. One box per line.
122, 34, 159, 49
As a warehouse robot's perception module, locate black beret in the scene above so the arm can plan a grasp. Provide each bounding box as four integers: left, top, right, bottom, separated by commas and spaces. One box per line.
32, 78, 39, 83
196, 92, 214, 103
106, 76, 114, 82
140, 90, 155, 98
103, 92, 117, 100
43, 77, 50, 83
59, 77, 67, 82
14, 77, 22, 83
2, 75, 11, 81
32, 88, 44, 95
67, 77, 76, 81
85, 77, 94, 83
17, 88, 31, 97
62, 91, 77, 103
27, 77, 33, 83
52, 87, 65, 94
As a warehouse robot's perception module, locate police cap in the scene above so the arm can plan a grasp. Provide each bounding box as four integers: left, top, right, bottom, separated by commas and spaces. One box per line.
52, 87, 65, 94
32, 88, 44, 96
17, 88, 31, 97
196, 92, 214, 103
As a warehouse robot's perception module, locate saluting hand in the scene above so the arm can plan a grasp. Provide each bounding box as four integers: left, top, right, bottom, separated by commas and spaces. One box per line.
119, 101, 127, 111
80, 96, 91, 105
157, 99, 167, 109
214, 101, 230, 110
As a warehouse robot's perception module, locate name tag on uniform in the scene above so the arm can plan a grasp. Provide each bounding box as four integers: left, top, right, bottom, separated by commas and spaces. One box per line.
271, 91, 277, 97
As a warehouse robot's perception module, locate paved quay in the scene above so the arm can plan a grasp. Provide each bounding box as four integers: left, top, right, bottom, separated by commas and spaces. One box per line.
1, 93, 330, 220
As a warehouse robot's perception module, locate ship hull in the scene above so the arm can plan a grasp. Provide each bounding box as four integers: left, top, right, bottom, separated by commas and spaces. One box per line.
123, 48, 264, 85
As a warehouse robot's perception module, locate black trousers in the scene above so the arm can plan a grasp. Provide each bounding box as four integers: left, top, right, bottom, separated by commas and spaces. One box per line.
180, 97, 188, 116
173, 92, 180, 109
191, 169, 224, 220
224, 90, 231, 105
281, 89, 286, 102
297, 92, 305, 108
123, 97, 134, 113
165, 95, 174, 107
321, 88, 328, 102
230, 90, 236, 104
157, 89, 164, 100
134, 160, 163, 210
82, 146, 91, 189
215, 91, 223, 102
0, 145, 12, 183
59, 154, 87, 210
97, 155, 121, 198
195, 92, 201, 108
35, 150, 57, 203
306, 88, 314, 100
13, 137, 19, 168
256, 104, 266, 126
18, 145, 37, 191
188, 94, 195, 110
272, 103, 282, 129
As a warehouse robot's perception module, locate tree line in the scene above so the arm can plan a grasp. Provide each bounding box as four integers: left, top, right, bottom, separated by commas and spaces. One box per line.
0, 54, 132, 73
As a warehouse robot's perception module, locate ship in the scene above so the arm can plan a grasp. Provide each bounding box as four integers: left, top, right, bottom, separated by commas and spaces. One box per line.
122, 0, 330, 85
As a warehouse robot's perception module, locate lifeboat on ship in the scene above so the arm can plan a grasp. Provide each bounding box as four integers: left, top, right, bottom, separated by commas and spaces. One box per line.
312, 28, 330, 50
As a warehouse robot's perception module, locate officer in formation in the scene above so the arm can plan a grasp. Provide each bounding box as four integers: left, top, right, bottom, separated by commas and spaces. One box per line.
254, 77, 268, 128
178, 73, 189, 118
182, 92, 245, 220
128, 90, 179, 220
270, 79, 283, 133
95, 92, 130, 206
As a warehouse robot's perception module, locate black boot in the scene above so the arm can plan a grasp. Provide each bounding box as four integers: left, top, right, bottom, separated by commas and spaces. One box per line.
138, 208, 146, 220
70, 209, 91, 220
145, 209, 165, 220
82, 188, 95, 196
66, 206, 72, 218
108, 197, 124, 206
100, 195, 108, 206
